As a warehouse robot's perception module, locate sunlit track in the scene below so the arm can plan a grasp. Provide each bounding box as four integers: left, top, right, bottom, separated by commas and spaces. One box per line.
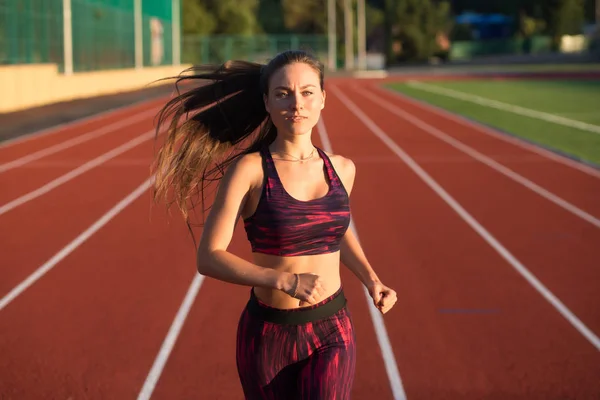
0, 107, 162, 208
333, 81, 600, 348
1, 76, 599, 400
327, 82, 600, 397
0, 108, 159, 174
0, 130, 156, 216
353, 85, 600, 228
0, 96, 168, 152
0, 177, 154, 311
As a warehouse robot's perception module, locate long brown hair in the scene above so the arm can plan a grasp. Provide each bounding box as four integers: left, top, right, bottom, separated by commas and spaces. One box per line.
151, 50, 325, 231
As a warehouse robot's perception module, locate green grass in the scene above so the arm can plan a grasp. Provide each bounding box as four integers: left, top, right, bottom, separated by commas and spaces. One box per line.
386, 79, 600, 165
434, 63, 600, 73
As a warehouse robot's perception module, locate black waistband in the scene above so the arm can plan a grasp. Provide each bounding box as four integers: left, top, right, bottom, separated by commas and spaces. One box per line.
246, 288, 347, 325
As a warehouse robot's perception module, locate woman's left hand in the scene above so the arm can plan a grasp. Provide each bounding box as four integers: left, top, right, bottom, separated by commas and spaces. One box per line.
367, 281, 397, 314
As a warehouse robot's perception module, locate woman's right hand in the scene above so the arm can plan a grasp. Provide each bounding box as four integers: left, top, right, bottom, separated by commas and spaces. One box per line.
283, 272, 326, 306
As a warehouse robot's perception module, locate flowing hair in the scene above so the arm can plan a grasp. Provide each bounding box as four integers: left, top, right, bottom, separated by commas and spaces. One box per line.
151, 50, 325, 236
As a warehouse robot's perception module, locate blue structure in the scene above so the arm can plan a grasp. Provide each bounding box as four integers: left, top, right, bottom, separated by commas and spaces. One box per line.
454, 12, 514, 40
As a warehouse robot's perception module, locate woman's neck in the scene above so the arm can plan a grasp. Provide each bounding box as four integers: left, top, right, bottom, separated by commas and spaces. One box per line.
270, 134, 315, 159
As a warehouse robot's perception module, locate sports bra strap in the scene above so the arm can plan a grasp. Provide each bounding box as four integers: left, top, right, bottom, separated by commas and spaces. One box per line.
315, 147, 340, 186
259, 145, 278, 180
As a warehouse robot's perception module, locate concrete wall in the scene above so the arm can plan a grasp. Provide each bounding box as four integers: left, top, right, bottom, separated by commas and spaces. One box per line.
0, 64, 191, 113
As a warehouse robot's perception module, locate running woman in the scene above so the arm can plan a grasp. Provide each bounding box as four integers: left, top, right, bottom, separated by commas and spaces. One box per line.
152, 50, 397, 399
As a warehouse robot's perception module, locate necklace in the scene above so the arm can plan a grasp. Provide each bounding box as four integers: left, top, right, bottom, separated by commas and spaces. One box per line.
271, 147, 316, 163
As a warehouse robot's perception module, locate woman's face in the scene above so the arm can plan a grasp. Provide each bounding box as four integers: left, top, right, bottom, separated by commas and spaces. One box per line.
264, 62, 325, 137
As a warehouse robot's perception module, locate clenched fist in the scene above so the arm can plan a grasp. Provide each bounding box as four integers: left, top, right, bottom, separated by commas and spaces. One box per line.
284, 272, 326, 306
367, 281, 397, 314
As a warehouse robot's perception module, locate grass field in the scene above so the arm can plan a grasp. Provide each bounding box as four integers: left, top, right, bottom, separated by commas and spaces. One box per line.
386, 78, 600, 165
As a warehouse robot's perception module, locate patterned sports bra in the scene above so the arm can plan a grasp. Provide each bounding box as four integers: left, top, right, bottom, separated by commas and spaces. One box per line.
243, 145, 351, 257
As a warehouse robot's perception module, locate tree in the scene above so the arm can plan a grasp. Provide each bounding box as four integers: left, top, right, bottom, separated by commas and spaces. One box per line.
182, 0, 216, 35
385, 0, 452, 63
181, 0, 261, 35
257, 0, 289, 34
541, 0, 585, 49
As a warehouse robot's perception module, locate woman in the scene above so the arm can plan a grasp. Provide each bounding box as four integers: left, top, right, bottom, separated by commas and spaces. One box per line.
152, 50, 397, 399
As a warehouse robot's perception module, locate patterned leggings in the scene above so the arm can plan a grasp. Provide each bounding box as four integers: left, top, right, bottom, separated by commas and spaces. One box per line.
236, 287, 356, 399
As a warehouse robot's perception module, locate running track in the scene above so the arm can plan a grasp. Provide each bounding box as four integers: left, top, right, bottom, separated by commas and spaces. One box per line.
1, 78, 599, 399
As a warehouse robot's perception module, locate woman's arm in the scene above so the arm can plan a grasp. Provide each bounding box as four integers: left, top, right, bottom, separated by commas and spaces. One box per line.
336, 155, 398, 314
196, 154, 294, 292
336, 156, 379, 285
340, 226, 381, 287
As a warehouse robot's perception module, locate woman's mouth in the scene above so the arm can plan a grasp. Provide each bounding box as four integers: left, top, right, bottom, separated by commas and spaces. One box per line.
286, 116, 306, 122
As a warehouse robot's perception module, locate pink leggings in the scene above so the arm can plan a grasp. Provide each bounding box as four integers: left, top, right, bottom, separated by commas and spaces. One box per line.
236, 287, 356, 399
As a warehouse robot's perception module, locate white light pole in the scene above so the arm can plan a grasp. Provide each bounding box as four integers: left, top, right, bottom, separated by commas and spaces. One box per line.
357, 0, 366, 70
172, 0, 181, 66
328, 0, 336, 71
134, 0, 143, 69
62, 0, 73, 75
344, 0, 354, 70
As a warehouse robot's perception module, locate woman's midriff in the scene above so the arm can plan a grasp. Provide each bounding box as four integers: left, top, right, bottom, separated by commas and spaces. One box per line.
251, 251, 342, 309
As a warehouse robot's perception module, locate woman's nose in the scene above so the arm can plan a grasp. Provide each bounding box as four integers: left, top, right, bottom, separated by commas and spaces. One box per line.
290, 93, 304, 110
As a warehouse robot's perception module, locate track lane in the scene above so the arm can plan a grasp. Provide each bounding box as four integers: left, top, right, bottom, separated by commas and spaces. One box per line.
0, 97, 167, 161
0, 184, 198, 399
141, 226, 255, 400
0, 117, 158, 206
0, 139, 158, 299
146, 128, 396, 399
370, 82, 600, 215
324, 83, 600, 399
344, 84, 600, 337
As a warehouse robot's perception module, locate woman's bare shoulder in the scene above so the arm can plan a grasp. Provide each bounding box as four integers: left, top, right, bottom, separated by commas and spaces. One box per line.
322, 150, 356, 193
225, 151, 264, 187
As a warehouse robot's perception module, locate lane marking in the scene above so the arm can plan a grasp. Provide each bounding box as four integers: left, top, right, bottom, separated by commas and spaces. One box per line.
0, 96, 164, 149
331, 84, 600, 352
405, 80, 600, 135
0, 108, 157, 174
137, 273, 205, 400
0, 177, 154, 311
0, 130, 156, 216
317, 117, 408, 400
14, 158, 153, 168
376, 85, 600, 179
358, 85, 600, 228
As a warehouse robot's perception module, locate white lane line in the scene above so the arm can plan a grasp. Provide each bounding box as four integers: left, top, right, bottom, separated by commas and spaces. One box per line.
136, 273, 205, 400
0, 96, 163, 149
0, 130, 156, 216
405, 80, 600, 135
0, 108, 157, 174
15, 158, 153, 168
317, 116, 408, 400
0, 177, 154, 311
331, 84, 600, 352
376, 85, 600, 179
357, 86, 600, 229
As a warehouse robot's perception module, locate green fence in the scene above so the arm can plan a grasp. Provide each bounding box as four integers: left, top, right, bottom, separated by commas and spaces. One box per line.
0, 0, 65, 66
182, 34, 329, 66
0, 0, 176, 72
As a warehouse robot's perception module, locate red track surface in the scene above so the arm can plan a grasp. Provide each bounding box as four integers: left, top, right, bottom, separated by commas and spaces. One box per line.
1, 79, 599, 399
